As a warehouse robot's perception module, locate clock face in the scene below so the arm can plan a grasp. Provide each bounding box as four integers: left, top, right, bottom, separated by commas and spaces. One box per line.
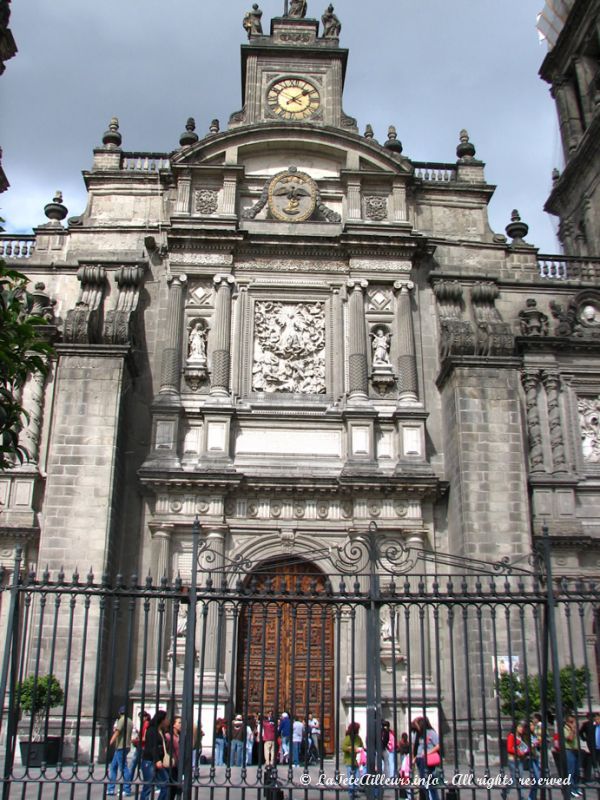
267, 78, 320, 120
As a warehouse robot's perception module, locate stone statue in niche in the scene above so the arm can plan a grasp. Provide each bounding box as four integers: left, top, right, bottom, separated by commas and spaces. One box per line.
188, 322, 207, 361
579, 397, 600, 463
371, 327, 391, 365
252, 301, 326, 394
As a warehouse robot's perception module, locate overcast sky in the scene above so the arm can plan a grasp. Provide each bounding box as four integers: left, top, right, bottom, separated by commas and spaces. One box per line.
0, 0, 562, 253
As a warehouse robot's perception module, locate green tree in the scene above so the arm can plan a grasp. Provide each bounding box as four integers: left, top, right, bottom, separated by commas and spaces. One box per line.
17, 674, 64, 740
0, 261, 53, 469
497, 665, 589, 718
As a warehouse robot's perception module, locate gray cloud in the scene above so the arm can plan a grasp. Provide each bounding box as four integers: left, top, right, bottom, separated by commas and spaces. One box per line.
0, 0, 560, 252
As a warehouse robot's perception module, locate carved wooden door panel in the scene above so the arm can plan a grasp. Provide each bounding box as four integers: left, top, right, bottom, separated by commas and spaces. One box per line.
237, 561, 335, 754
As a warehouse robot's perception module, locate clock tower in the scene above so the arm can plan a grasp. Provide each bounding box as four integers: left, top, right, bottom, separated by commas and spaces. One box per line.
230, 5, 356, 130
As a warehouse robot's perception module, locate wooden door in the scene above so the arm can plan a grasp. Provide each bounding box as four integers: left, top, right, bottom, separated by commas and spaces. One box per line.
236, 560, 335, 754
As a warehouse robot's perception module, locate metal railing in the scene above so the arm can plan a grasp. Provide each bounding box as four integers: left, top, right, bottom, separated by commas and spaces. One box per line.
0, 527, 597, 800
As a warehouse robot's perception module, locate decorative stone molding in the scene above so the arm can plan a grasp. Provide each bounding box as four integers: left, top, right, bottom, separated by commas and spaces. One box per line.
542, 371, 568, 474
550, 291, 600, 339
103, 265, 146, 345
252, 301, 326, 394
518, 299, 549, 337
433, 280, 474, 359
470, 282, 513, 356
578, 397, 600, 464
521, 370, 545, 473
64, 266, 106, 344
364, 195, 388, 221
194, 188, 218, 215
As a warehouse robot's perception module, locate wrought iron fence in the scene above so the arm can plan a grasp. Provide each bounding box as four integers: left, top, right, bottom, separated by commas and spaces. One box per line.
1, 526, 599, 800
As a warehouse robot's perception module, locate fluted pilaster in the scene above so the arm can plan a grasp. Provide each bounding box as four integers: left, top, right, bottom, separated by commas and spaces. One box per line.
159, 274, 187, 395
347, 279, 369, 400
148, 526, 173, 661
210, 274, 235, 397
394, 280, 417, 402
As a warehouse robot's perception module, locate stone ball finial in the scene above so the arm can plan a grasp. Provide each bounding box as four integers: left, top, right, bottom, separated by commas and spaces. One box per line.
505, 209, 529, 244
384, 125, 403, 154
179, 117, 199, 147
209, 119, 220, 135
456, 129, 476, 160
102, 116, 122, 148
364, 124, 374, 139
44, 190, 68, 223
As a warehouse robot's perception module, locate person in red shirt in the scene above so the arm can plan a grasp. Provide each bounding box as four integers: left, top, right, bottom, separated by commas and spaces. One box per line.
505, 720, 529, 799
261, 714, 276, 766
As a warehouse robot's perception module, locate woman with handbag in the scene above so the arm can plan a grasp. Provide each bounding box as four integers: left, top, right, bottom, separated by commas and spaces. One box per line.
504, 720, 530, 800
141, 710, 170, 800
412, 717, 441, 800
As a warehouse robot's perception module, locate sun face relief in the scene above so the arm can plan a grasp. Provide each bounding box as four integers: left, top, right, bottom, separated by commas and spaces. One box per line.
267, 78, 320, 120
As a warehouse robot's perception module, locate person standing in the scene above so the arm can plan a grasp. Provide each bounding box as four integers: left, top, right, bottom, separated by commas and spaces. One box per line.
504, 720, 529, 800
279, 713, 291, 764
564, 715, 581, 797
108, 706, 133, 796
342, 722, 364, 798
309, 714, 321, 761
141, 710, 170, 800
262, 714, 276, 767
412, 717, 441, 800
214, 718, 227, 766
230, 714, 245, 766
292, 717, 304, 766
579, 712, 595, 782
166, 716, 181, 800
528, 718, 541, 800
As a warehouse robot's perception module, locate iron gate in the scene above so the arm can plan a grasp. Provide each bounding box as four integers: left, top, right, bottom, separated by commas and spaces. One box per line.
1, 524, 600, 800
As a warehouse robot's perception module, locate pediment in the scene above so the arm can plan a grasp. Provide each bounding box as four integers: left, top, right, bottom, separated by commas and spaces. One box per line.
170, 123, 413, 177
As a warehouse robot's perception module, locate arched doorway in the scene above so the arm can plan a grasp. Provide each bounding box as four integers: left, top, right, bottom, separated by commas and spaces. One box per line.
236, 558, 335, 754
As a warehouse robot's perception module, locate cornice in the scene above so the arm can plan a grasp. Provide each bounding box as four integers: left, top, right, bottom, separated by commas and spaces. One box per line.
544, 114, 600, 214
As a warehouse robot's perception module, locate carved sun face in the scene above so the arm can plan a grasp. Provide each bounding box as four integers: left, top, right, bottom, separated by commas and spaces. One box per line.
267, 78, 320, 120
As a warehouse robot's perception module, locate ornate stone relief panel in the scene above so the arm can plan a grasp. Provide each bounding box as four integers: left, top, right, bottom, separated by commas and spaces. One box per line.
194, 188, 219, 215
222, 495, 421, 521
188, 281, 214, 307
366, 286, 393, 312
578, 397, 600, 463
364, 195, 388, 221
252, 301, 326, 393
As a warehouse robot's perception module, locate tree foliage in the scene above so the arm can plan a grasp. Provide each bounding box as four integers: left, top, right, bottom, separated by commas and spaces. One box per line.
497, 665, 589, 718
17, 674, 64, 740
0, 261, 53, 469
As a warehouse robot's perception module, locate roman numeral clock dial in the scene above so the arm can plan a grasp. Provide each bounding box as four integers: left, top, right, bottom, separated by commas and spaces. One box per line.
267, 78, 320, 120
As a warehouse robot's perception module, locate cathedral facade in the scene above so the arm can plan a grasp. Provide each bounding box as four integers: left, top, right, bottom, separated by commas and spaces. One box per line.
1, 0, 600, 760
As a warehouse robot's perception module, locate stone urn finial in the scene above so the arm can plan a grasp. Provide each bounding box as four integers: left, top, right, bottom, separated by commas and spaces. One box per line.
179, 117, 198, 147
456, 129, 476, 160
44, 191, 68, 224
384, 125, 403, 154
363, 124, 374, 139
209, 119, 220, 135
505, 209, 529, 245
102, 116, 122, 148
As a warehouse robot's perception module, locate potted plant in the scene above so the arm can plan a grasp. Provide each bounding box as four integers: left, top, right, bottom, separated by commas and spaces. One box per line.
17, 674, 64, 766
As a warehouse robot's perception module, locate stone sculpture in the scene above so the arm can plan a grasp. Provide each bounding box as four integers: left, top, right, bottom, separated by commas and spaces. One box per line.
287, 0, 307, 18
243, 3, 263, 36
321, 4, 341, 37
371, 328, 391, 365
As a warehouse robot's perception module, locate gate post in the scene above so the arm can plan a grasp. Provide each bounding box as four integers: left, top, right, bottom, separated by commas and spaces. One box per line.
539, 524, 569, 800
365, 521, 382, 800
0, 547, 23, 800
180, 517, 201, 800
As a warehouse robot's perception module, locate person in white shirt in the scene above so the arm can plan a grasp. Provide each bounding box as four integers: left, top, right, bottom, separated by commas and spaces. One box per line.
292, 717, 304, 766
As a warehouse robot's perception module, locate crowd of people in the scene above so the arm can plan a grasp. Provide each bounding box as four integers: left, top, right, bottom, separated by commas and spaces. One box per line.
213, 711, 321, 766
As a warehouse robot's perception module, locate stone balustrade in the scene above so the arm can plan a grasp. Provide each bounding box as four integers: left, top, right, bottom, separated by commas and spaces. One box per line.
121, 151, 171, 172
413, 162, 457, 182
0, 235, 35, 259
537, 254, 600, 281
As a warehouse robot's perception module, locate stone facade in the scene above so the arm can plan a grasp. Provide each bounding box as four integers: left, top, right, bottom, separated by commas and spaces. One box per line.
1, 1, 600, 744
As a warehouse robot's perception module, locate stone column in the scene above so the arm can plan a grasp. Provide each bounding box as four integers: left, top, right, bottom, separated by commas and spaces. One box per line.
159, 274, 187, 395
542, 371, 568, 475
346, 279, 369, 401
20, 370, 48, 464
552, 78, 583, 156
521, 371, 545, 473
347, 179, 361, 220
394, 280, 417, 402
210, 274, 236, 398
199, 526, 228, 692
148, 526, 173, 666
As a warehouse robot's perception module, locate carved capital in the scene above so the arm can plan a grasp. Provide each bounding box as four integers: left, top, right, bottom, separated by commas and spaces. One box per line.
347, 279, 368, 292
213, 273, 236, 290
393, 279, 414, 293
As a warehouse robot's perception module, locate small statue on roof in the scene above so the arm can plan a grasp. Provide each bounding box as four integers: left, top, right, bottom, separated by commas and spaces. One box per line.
243, 3, 263, 37
287, 0, 307, 18
322, 4, 341, 37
